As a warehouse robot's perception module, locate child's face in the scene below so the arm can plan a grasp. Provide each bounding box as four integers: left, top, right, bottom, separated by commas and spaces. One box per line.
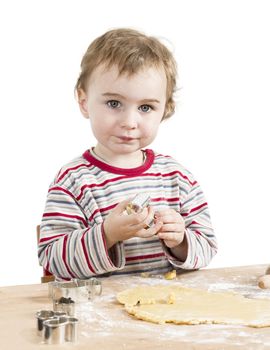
78, 64, 167, 158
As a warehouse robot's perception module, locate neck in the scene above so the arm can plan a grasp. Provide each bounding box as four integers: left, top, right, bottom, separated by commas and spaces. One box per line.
91, 147, 145, 168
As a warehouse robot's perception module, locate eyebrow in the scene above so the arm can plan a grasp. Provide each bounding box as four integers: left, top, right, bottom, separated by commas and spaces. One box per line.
102, 92, 160, 104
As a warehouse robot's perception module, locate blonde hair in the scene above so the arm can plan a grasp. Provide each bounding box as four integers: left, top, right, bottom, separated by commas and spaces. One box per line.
75, 28, 177, 120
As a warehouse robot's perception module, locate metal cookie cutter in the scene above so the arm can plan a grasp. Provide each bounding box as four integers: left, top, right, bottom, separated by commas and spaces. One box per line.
43, 317, 68, 345
126, 193, 154, 228
53, 296, 75, 316
65, 316, 79, 342
43, 315, 79, 344
36, 310, 66, 336
36, 310, 55, 336
51, 277, 102, 315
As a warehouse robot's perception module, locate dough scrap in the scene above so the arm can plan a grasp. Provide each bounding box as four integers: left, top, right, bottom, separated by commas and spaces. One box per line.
117, 285, 270, 327
164, 270, 177, 280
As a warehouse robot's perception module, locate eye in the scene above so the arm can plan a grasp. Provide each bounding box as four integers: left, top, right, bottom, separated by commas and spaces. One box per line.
107, 100, 121, 109
139, 104, 152, 113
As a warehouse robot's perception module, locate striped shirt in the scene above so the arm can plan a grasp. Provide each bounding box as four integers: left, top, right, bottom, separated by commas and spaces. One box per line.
38, 149, 217, 279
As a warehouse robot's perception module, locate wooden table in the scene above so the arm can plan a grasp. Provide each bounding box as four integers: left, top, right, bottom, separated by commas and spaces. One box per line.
1, 265, 270, 350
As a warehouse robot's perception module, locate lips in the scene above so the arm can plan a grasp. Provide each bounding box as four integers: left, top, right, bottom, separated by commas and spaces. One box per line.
117, 136, 136, 142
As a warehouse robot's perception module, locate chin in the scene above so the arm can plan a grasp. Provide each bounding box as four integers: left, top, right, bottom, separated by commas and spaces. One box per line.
114, 143, 139, 150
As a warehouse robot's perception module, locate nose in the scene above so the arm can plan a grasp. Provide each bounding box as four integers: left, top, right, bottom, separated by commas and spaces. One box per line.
120, 109, 138, 129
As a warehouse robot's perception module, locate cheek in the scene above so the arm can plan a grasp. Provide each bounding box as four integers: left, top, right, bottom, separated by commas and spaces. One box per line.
91, 119, 116, 141
142, 122, 160, 138
89, 119, 102, 137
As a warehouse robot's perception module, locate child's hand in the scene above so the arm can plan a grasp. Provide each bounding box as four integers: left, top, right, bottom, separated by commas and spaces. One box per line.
103, 199, 163, 248
155, 209, 186, 248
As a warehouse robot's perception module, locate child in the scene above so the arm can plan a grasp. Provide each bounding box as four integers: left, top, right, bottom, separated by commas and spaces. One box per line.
38, 28, 217, 279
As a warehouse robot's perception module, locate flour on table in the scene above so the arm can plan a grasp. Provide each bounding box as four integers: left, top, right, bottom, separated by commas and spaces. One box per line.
75, 275, 270, 347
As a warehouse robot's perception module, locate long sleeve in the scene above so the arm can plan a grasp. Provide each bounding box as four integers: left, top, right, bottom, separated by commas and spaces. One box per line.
38, 184, 125, 279
165, 178, 217, 270
38, 150, 217, 279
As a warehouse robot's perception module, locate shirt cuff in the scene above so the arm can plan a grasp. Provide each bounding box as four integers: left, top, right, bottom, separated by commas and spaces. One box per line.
99, 223, 126, 271
161, 230, 196, 270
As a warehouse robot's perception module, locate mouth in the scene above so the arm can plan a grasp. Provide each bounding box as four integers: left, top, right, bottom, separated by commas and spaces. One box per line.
117, 136, 136, 142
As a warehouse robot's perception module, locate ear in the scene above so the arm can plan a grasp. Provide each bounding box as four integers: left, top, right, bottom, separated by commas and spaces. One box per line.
77, 88, 89, 119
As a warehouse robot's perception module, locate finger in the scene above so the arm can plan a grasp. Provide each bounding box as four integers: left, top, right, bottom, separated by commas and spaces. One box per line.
157, 231, 184, 242
155, 208, 177, 216
155, 212, 184, 224
125, 215, 158, 236
127, 206, 156, 230
113, 198, 134, 214
155, 208, 176, 218
158, 223, 184, 233
136, 221, 163, 238
128, 207, 149, 225
162, 239, 179, 249
143, 206, 156, 227
136, 229, 156, 238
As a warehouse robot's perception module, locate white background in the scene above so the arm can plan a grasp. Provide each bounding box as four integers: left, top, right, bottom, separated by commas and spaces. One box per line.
0, 0, 269, 286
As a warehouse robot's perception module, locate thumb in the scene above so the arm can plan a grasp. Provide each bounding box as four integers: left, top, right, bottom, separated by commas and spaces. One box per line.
113, 198, 133, 214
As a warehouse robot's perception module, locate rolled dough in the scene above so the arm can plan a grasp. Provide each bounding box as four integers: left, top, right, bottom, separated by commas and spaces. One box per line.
117, 285, 270, 327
